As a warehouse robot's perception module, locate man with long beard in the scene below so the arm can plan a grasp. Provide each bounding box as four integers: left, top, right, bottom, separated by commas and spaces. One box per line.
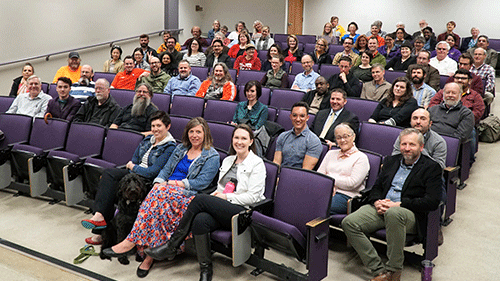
110, 83, 158, 135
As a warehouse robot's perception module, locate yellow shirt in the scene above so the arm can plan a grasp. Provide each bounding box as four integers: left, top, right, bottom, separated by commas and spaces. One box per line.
53, 65, 82, 83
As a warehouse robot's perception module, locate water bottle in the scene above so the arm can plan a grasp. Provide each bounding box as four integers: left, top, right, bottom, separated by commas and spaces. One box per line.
421, 260, 434, 281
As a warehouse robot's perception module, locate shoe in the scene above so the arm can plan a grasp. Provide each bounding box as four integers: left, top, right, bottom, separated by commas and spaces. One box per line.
195, 234, 213, 281
85, 236, 102, 245
438, 229, 444, 246
145, 210, 196, 260
101, 246, 136, 258
137, 261, 154, 278
81, 219, 107, 230
370, 271, 401, 281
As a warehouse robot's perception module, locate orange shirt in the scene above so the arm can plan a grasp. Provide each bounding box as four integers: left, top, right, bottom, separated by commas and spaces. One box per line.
53, 65, 82, 83
369, 35, 386, 47
111, 68, 147, 90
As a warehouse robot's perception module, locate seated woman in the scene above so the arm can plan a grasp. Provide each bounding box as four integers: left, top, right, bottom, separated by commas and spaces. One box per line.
311, 38, 333, 67
394, 28, 410, 48
340, 22, 360, 44
261, 44, 287, 72
351, 51, 373, 82
103, 45, 124, 74
80, 111, 177, 245
369, 77, 419, 127
159, 52, 178, 77
283, 35, 303, 63
9, 62, 34, 97
45, 77, 81, 121
183, 38, 206, 67
204, 39, 231, 68
196, 62, 236, 100
102, 117, 220, 277
353, 34, 368, 54
318, 22, 338, 45
232, 80, 268, 130
145, 124, 266, 281
411, 36, 425, 57
207, 20, 220, 39
317, 123, 369, 215
252, 20, 263, 40
233, 44, 261, 74
132, 47, 150, 71
378, 34, 400, 62
214, 31, 231, 47
385, 42, 416, 72
431, 34, 461, 62
228, 31, 253, 58
254, 26, 275, 51
260, 54, 288, 89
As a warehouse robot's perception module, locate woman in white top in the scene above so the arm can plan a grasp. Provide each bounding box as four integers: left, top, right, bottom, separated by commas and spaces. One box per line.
317, 123, 370, 214
183, 38, 206, 67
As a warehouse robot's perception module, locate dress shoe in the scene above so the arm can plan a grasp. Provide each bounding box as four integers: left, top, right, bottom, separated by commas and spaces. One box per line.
101, 246, 136, 258
370, 270, 401, 281
81, 219, 107, 230
85, 236, 102, 245
137, 261, 154, 278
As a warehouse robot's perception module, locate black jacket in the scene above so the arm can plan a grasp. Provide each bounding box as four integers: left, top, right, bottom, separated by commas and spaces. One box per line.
301, 89, 331, 112
204, 53, 231, 68
9, 76, 22, 97
327, 72, 362, 97
74, 95, 121, 127
311, 108, 359, 142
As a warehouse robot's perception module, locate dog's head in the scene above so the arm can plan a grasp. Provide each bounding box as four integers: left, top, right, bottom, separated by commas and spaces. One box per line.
117, 173, 148, 203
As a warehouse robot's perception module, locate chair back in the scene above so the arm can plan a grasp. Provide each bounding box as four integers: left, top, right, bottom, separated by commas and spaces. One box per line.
359, 148, 383, 190
170, 95, 205, 117
344, 97, 379, 122
236, 70, 266, 86
263, 160, 279, 200
48, 83, 58, 99
328, 45, 345, 55
0, 96, 14, 113
303, 43, 316, 54
100, 129, 144, 166
110, 89, 135, 107
228, 69, 237, 83
65, 122, 106, 157
30, 118, 70, 150
269, 89, 305, 110
287, 74, 296, 88
441, 134, 460, 167
191, 66, 210, 81
151, 93, 171, 113
258, 50, 267, 63
93, 72, 116, 84
169, 115, 192, 141
204, 99, 238, 123
41, 82, 50, 94
439, 75, 449, 89
207, 121, 235, 152
357, 121, 403, 157
296, 35, 316, 44
267, 106, 277, 121
319, 64, 340, 78
384, 70, 406, 84
0, 113, 32, 149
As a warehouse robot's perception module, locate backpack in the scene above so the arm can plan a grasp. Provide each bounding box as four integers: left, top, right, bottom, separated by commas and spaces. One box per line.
478, 114, 500, 143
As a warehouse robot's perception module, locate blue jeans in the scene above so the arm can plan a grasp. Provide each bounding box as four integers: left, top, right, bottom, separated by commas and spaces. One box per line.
330, 192, 351, 215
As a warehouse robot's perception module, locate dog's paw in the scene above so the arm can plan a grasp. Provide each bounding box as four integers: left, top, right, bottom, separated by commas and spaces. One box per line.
118, 256, 130, 265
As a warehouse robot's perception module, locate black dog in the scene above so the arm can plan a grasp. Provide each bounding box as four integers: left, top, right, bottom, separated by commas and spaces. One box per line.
100, 173, 149, 264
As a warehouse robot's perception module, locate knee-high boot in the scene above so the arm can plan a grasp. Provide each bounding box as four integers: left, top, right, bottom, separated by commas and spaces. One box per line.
195, 233, 213, 281
144, 210, 195, 260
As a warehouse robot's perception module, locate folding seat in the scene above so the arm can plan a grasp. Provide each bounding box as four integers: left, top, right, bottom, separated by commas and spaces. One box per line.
328, 44, 345, 55
249, 167, 334, 280
93, 72, 116, 85
319, 64, 340, 79
170, 95, 205, 118
65, 128, 144, 206
151, 93, 171, 113
314, 143, 330, 170
303, 43, 316, 54
287, 74, 296, 88
273, 34, 288, 44
0, 96, 14, 113
296, 42, 305, 52
169, 115, 192, 141
237, 85, 270, 105
48, 83, 58, 99
275, 108, 315, 131
356, 121, 403, 157
440, 134, 460, 225
41, 82, 49, 95
236, 70, 266, 86
289, 61, 319, 75
344, 97, 380, 122
488, 39, 500, 51
203, 99, 238, 123
269, 89, 305, 110
191, 66, 209, 81
384, 70, 406, 84
267, 106, 277, 122
228, 69, 237, 83
257, 50, 267, 63
297, 35, 317, 44
207, 121, 235, 152
110, 88, 135, 107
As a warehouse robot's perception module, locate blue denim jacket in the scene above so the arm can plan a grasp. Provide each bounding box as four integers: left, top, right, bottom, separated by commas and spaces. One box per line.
131, 134, 176, 180
154, 144, 220, 196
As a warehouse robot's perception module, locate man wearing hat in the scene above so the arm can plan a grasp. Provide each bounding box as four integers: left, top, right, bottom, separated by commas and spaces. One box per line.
233, 44, 261, 74
53, 52, 82, 83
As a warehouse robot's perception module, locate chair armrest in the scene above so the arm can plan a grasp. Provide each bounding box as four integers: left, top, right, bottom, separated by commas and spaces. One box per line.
43, 146, 65, 153
305, 216, 331, 280
444, 166, 459, 173
116, 164, 127, 169
306, 216, 331, 228
248, 198, 273, 215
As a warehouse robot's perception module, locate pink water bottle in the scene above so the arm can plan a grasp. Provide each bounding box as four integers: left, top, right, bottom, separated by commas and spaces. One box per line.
223, 178, 237, 194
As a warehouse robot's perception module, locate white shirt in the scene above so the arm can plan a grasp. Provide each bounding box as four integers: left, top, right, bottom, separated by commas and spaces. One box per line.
429, 56, 457, 75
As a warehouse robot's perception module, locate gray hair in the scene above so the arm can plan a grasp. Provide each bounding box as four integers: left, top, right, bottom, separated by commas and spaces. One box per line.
437, 41, 450, 51
214, 31, 226, 40
334, 122, 356, 137
95, 78, 110, 88
400, 128, 424, 145
27, 75, 40, 83
371, 63, 385, 72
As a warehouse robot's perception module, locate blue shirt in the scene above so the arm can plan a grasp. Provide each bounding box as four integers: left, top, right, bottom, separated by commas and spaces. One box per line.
169, 154, 193, 180
412, 83, 436, 107
276, 126, 322, 168
386, 156, 420, 202
292, 70, 320, 92
163, 73, 201, 96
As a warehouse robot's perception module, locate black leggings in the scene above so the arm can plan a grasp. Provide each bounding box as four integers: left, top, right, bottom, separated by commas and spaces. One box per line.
92, 168, 130, 223
189, 194, 246, 235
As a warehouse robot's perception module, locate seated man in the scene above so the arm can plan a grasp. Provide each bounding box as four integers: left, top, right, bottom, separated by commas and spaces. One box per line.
422, 26, 437, 51
139, 56, 171, 93
204, 39, 231, 68
111, 56, 148, 90
162, 36, 184, 68
311, 88, 359, 146
361, 63, 391, 101
53, 52, 82, 83
354, 37, 387, 67
470, 47, 496, 105
332, 37, 359, 65
273, 102, 322, 170
327, 57, 361, 97
428, 83, 474, 143
410, 64, 436, 108
301, 76, 331, 114
291, 55, 320, 93
233, 44, 261, 74
407, 50, 440, 91
196, 62, 236, 100
110, 83, 158, 135
73, 78, 121, 127
138, 34, 158, 63
367, 24, 386, 47
71, 64, 95, 102
183, 26, 209, 47
445, 53, 484, 96
342, 128, 441, 281
7, 75, 51, 118
157, 31, 182, 53
460, 27, 480, 52
163, 60, 202, 96
468, 35, 498, 68
429, 69, 485, 125
429, 41, 457, 76
45, 77, 81, 121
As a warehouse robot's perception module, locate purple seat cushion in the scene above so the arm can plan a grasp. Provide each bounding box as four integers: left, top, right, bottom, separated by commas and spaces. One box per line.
330, 214, 347, 227
252, 211, 306, 248
11, 144, 44, 155
47, 150, 80, 162
211, 230, 232, 246
85, 157, 117, 169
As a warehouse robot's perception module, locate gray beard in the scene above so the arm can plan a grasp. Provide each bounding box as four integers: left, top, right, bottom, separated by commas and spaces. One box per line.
131, 96, 150, 116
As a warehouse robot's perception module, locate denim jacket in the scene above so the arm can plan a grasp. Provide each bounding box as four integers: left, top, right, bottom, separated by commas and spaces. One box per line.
131, 133, 176, 179
154, 144, 220, 196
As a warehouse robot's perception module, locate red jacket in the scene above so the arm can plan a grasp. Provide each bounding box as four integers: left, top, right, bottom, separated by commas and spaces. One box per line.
428, 89, 485, 124
233, 55, 261, 74
196, 80, 237, 101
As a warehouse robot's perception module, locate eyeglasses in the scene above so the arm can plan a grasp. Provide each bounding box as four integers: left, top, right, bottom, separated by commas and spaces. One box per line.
437, 48, 447, 51
335, 134, 353, 141
316, 43, 327, 47
454, 76, 469, 81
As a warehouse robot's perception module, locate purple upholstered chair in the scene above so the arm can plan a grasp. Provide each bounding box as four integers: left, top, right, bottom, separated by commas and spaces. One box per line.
287, 74, 296, 88
439, 75, 449, 89
265, 137, 277, 161
0, 113, 33, 149
275, 109, 315, 131
269, 89, 305, 110
328, 44, 345, 55
356, 121, 403, 157
440, 134, 460, 225
258, 50, 267, 63
236, 70, 266, 86
203, 99, 238, 123
303, 43, 316, 54
273, 34, 288, 44
0, 97, 14, 113
48, 83, 58, 99
110, 89, 135, 107
297, 35, 316, 44
289, 61, 319, 75
228, 69, 237, 84
237, 85, 271, 105
384, 70, 406, 84
267, 106, 277, 122
170, 95, 205, 118
250, 167, 334, 280
169, 115, 192, 141
41, 82, 49, 95
93, 72, 116, 84
319, 64, 340, 78
207, 121, 235, 152
344, 97, 380, 122
191, 66, 209, 81
151, 93, 171, 113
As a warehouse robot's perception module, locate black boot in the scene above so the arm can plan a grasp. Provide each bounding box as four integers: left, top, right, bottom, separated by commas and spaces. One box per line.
144, 210, 195, 260
195, 233, 213, 281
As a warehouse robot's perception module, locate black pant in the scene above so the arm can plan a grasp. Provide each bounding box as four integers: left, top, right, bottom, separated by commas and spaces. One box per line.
92, 168, 130, 224
189, 194, 246, 235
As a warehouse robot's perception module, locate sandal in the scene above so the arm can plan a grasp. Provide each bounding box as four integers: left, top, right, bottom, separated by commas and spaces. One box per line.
73, 245, 99, 264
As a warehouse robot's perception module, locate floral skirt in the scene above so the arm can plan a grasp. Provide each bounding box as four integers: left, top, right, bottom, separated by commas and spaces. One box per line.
126, 184, 194, 249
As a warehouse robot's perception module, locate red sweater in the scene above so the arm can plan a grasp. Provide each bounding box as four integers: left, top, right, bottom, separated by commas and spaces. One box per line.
428, 89, 485, 124
233, 55, 261, 74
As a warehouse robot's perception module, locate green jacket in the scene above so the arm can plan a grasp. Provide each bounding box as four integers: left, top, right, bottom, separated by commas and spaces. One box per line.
354, 52, 387, 67
139, 70, 171, 93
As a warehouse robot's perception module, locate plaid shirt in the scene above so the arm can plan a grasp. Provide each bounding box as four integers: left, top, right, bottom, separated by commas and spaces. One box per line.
471, 63, 495, 92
